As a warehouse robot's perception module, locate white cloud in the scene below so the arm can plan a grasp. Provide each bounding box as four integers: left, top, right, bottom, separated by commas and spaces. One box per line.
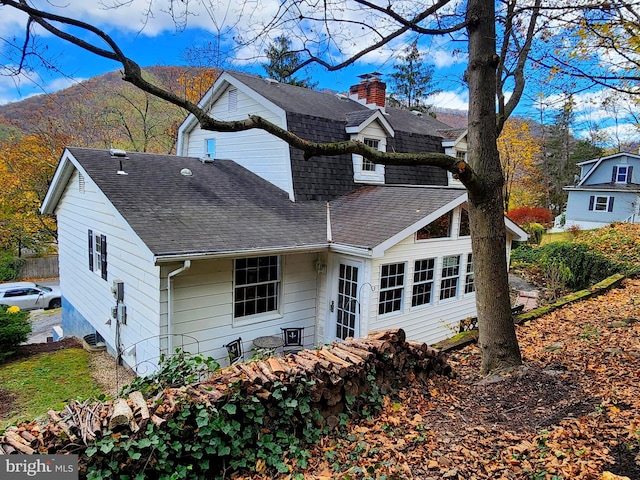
426, 90, 469, 111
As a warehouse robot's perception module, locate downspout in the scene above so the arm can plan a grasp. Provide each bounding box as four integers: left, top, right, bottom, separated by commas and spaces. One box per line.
167, 260, 191, 353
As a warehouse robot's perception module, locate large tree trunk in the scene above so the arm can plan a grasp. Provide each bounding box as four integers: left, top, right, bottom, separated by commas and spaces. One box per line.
466, 0, 522, 374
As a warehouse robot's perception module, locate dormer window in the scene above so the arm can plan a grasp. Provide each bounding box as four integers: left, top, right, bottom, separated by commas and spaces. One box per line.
362, 138, 379, 171
613, 165, 632, 183
353, 135, 385, 184
455, 149, 466, 161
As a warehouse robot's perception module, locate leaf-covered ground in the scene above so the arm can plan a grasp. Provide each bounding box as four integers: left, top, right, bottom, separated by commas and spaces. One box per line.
269, 278, 640, 479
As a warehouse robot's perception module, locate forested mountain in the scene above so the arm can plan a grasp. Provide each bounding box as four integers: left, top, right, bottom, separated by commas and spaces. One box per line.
0, 66, 219, 154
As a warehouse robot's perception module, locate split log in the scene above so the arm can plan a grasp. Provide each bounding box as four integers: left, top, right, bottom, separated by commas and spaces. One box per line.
3, 444, 16, 454
330, 345, 365, 366
19, 430, 36, 444
334, 343, 375, 361
256, 361, 279, 383
289, 354, 319, 375
48, 410, 77, 442
298, 350, 333, 371
266, 357, 286, 375
109, 398, 134, 431
129, 391, 150, 420
316, 349, 351, 376
151, 415, 166, 427
367, 328, 406, 343
237, 363, 262, 384
3, 431, 35, 454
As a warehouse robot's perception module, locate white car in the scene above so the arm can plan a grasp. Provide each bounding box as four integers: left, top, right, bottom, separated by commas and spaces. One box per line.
0, 282, 62, 311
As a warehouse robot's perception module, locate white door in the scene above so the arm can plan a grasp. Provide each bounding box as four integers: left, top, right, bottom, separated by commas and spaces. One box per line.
328, 260, 361, 341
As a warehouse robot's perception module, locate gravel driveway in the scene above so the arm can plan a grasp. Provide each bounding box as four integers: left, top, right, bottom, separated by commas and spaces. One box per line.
26, 308, 62, 344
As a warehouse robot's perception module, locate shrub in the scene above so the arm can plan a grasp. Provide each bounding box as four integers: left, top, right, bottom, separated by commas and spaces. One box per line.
507, 206, 553, 226
0, 251, 25, 281
523, 222, 545, 245
120, 349, 220, 397
511, 242, 621, 291
0, 305, 31, 362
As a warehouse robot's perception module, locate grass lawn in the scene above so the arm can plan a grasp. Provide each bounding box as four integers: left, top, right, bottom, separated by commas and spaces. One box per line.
540, 231, 573, 245
0, 347, 105, 430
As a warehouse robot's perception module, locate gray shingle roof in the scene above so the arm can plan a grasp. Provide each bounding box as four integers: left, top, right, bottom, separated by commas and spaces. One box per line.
224, 72, 451, 200
226, 71, 452, 137
67, 148, 327, 257
329, 185, 466, 249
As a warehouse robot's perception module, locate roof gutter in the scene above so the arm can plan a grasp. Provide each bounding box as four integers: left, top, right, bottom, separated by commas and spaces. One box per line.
154, 244, 328, 265
167, 260, 191, 353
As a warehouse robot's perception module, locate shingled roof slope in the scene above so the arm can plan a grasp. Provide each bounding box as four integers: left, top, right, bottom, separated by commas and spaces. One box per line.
329, 186, 466, 249
67, 148, 327, 257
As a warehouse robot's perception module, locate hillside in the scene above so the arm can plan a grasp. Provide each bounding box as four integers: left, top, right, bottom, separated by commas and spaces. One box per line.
0, 68, 471, 148
0, 66, 219, 154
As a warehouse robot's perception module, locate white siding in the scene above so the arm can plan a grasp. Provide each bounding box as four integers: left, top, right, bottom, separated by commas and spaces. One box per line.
56, 170, 161, 369
182, 85, 294, 198
366, 207, 476, 345
161, 252, 319, 365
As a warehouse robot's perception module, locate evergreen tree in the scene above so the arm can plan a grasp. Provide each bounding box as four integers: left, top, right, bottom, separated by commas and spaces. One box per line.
542, 98, 605, 215
388, 40, 440, 111
262, 37, 317, 88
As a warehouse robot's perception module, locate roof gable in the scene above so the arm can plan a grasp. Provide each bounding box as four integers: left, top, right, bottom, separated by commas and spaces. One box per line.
578, 152, 640, 187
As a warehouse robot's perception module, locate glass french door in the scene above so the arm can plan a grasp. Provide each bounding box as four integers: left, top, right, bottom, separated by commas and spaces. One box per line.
335, 261, 360, 340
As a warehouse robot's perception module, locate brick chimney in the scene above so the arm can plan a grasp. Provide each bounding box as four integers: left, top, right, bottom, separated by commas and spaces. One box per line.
349, 72, 386, 109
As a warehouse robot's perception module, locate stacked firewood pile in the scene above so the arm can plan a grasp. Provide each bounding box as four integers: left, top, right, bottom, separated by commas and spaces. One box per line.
0, 329, 451, 456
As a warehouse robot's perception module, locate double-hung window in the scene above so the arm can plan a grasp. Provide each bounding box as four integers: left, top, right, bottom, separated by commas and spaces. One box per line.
88, 229, 107, 280
412, 258, 435, 307
613, 165, 633, 183
362, 138, 378, 171
588, 195, 614, 212
439, 255, 460, 300
234, 256, 280, 319
378, 263, 405, 315
464, 253, 475, 294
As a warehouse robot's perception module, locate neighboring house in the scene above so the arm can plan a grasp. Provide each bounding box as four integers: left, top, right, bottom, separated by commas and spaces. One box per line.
563, 152, 640, 230
41, 72, 527, 373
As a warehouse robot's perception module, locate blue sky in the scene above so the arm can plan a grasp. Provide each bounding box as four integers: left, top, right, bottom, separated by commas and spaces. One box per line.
0, 1, 637, 146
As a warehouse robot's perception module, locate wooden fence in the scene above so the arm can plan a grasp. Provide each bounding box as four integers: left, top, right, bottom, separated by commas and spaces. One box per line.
19, 255, 59, 279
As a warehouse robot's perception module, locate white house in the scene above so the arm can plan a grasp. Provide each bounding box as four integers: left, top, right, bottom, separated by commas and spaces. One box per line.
41, 72, 527, 373
563, 152, 640, 230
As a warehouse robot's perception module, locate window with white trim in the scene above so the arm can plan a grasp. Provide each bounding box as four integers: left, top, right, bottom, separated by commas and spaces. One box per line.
234, 256, 280, 318
378, 263, 405, 315
459, 208, 470, 236
588, 195, 614, 212
439, 255, 460, 300
205, 139, 216, 158
416, 212, 453, 240
464, 253, 475, 294
362, 138, 378, 171
412, 258, 435, 307
613, 165, 632, 183
455, 149, 466, 161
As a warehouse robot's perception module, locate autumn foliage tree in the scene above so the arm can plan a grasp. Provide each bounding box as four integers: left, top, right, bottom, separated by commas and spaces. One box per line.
0, 133, 58, 256
497, 118, 544, 211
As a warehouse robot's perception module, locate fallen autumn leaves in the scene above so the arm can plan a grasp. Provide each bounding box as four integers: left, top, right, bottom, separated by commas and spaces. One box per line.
286, 278, 640, 479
